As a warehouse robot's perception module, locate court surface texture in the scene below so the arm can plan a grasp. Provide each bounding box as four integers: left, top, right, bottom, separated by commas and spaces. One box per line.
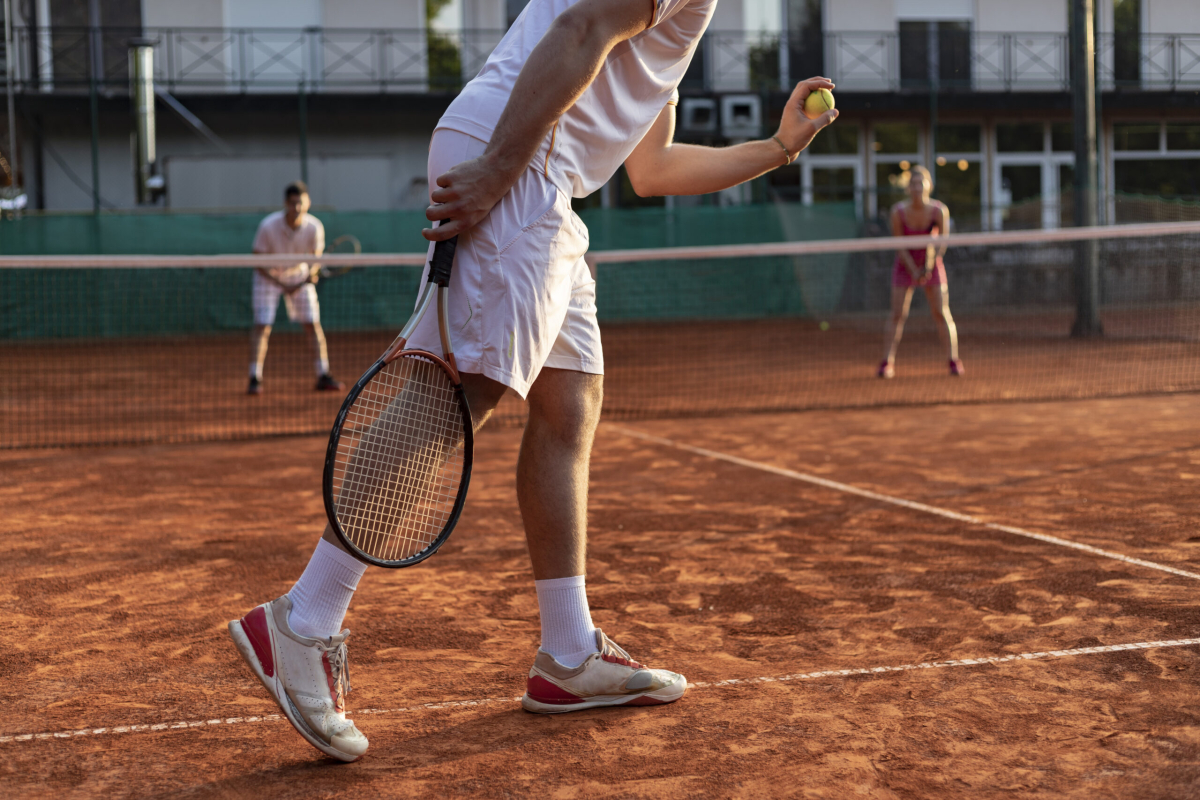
4, 393, 1199, 798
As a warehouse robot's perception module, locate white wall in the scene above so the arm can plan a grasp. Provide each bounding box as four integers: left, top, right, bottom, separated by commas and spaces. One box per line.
977, 0, 1067, 33
1145, 0, 1200, 36
826, 0, 894, 32
323, 0, 423, 28
895, 0, 971, 19
141, 0, 223, 28
144, 0, 424, 29
223, 0, 322, 29
462, 0, 505, 29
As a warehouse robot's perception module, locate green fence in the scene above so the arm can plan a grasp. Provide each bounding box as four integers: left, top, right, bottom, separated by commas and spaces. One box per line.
0, 202, 860, 339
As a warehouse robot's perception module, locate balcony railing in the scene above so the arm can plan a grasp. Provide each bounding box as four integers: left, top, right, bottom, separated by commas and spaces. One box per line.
7, 27, 1199, 95
825, 31, 1200, 92
7, 26, 504, 94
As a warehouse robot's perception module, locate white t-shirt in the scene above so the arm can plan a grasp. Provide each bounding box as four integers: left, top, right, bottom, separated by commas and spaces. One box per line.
438, 0, 715, 199
252, 210, 325, 284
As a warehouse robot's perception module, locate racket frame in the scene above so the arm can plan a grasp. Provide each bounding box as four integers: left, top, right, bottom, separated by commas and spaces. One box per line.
322, 235, 473, 568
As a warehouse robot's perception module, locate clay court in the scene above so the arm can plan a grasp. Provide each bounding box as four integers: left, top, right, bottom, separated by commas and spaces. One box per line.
5, 388, 1200, 798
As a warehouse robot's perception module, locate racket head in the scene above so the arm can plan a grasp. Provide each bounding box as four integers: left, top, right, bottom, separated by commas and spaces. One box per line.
320, 234, 362, 279
323, 349, 473, 568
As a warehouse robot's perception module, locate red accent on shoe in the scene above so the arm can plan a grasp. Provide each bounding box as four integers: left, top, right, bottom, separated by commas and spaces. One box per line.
526, 675, 584, 705
949, 358, 965, 376
601, 653, 642, 669
625, 695, 668, 706
242, 607, 275, 679
323, 655, 344, 713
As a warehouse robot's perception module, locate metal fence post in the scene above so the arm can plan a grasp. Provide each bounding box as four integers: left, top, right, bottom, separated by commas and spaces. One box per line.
1071, 0, 1103, 337
298, 80, 308, 184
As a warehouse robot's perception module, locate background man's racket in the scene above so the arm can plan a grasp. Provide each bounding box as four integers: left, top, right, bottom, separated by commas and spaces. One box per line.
322, 233, 472, 568
318, 234, 362, 280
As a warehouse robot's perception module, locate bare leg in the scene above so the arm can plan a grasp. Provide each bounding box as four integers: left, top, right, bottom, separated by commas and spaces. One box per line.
250, 324, 272, 376
303, 322, 332, 376
882, 286, 914, 365
924, 284, 959, 361
517, 368, 603, 580
320, 371, 508, 550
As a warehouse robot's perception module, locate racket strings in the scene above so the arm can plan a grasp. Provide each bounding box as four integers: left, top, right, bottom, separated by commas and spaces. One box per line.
331, 356, 466, 562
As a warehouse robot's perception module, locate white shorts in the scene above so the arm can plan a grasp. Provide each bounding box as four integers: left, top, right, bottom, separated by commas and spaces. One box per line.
252, 272, 320, 326
406, 128, 602, 399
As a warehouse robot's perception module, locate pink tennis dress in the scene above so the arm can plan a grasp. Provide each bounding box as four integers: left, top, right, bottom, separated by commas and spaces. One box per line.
892, 205, 947, 288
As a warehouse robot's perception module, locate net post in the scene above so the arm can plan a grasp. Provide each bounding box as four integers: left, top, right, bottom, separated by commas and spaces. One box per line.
1070, 0, 1103, 338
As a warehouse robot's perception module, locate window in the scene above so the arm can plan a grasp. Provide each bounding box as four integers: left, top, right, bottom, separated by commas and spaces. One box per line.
899, 21, 972, 89
935, 160, 982, 231
1051, 123, 1074, 152
507, 0, 531, 27
1113, 123, 1159, 151
1113, 0, 1141, 86
999, 165, 1044, 230
876, 163, 911, 211
873, 123, 920, 154
1115, 160, 1200, 198
1167, 124, 1200, 151
786, 0, 824, 86
812, 168, 856, 204
808, 124, 859, 156
767, 164, 802, 203
996, 123, 1044, 153
936, 124, 980, 153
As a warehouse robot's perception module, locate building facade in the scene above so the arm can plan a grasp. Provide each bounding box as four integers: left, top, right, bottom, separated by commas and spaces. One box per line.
1, 0, 1197, 226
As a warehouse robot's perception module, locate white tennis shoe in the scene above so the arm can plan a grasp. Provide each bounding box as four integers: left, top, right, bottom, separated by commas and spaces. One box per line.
521, 629, 687, 714
228, 595, 368, 762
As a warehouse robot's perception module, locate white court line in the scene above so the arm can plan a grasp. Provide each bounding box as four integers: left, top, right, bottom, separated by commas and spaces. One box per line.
610, 426, 1200, 582
4, 638, 1199, 746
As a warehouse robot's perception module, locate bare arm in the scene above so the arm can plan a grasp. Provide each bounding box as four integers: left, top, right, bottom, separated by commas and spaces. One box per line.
892, 205, 922, 279
932, 202, 949, 259
423, 0, 653, 241
624, 77, 839, 197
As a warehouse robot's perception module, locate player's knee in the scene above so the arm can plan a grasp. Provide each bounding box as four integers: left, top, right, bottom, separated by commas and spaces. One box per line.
529, 374, 602, 443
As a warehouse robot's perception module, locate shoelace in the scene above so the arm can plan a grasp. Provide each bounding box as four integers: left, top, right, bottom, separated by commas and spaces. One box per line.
324, 639, 352, 707
599, 633, 642, 668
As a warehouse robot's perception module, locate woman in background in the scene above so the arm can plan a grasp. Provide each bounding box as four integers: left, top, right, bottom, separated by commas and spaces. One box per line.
878, 165, 963, 378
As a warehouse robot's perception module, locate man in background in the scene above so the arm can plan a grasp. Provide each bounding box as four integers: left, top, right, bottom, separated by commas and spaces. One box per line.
247, 181, 344, 395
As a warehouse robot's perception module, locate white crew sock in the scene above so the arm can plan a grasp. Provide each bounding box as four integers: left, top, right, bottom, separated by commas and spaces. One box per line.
316, 356, 330, 377
249, 362, 262, 380
535, 575, 599, 668
287, 539, 368, 639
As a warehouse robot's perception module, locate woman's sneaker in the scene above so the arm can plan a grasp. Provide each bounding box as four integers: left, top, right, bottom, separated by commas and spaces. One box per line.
949, 358, 965, 376
228, 595, 368, 762
521, 629, 687, 714
877, 360, 895, 379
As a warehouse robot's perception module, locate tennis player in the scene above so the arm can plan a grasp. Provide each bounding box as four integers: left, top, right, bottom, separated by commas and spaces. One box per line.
247, 181, 345, 395
229, 0, 838, 762
878, 165, 963, 379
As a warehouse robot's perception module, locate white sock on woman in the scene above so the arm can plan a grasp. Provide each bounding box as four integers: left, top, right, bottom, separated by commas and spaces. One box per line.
535, 575, 599, 668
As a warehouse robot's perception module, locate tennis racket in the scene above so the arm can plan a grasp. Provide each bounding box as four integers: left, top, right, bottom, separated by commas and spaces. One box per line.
318, 234, 362, 280
322, 232, 473, 568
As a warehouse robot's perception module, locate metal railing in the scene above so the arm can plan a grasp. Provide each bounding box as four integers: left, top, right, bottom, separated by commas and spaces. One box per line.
7, 27, 1200, 95
826, 31, 1200, 92
7, 26, 505, 93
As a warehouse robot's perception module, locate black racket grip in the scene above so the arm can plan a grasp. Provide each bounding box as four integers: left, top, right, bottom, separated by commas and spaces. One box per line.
428, 230, 459, 287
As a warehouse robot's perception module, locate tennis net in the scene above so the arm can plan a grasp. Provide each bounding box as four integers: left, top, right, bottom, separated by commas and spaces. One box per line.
4, 221, 1199, 448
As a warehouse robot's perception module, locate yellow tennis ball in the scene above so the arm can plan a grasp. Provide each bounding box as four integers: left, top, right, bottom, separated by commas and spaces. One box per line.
803, 88, 835, 120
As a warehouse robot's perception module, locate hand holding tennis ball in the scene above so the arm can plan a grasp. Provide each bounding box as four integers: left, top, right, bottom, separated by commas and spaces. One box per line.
803, 88, 835, 120
773, 78, 839, 162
